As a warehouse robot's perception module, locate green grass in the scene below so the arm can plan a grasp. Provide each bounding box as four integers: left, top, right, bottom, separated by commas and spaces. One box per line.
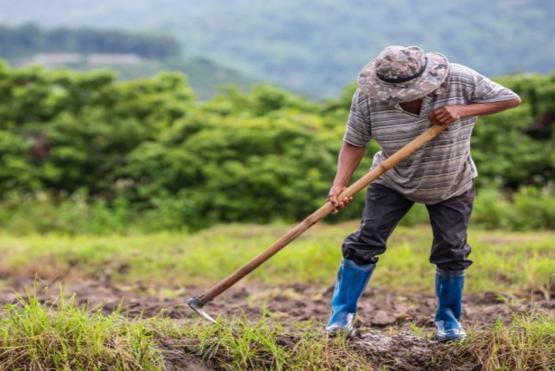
177, 314, 374, 370
0, 223, 553, 295
184, 314, 555, 371
0, 291, 163, 370
0, 223, 553, 370
459, 315, 555, 371
1, 293, 552, 370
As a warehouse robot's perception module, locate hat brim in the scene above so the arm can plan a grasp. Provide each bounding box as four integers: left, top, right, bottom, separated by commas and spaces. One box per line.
357, 52, 449, 104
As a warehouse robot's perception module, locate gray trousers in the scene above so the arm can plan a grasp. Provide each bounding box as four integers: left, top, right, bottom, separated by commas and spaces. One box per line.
342, 183, 475, 272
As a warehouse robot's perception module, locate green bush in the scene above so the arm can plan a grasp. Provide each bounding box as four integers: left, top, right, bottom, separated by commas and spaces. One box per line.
0, 62, 553, 231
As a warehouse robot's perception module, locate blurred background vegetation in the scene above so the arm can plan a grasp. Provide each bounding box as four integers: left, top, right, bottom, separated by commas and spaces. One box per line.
0, 23, 254, 99
0, 0, 553, 233
0, 63, 553, 233
1, 0, 554, 97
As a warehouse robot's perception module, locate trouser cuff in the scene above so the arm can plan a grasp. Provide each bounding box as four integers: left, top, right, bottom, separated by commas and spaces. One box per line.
436, 268, 465, 277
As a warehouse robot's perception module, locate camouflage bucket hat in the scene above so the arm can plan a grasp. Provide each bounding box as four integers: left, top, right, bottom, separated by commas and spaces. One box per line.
358, 45, 449, 104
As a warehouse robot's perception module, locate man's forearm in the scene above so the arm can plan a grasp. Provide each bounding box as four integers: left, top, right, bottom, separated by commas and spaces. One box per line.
461, 98, 521, 118
333, 143, 366, 186
429, 98, 521, 126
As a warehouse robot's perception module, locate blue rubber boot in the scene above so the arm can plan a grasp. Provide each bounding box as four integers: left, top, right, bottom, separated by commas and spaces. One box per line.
326, 259, 375, 335
435, 269, 466, 341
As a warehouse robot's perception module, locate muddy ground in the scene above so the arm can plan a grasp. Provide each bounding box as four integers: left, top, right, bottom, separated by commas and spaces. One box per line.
0, 278, 553, 370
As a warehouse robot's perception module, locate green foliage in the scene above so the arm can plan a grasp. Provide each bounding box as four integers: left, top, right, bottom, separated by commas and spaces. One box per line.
472, 187, 555, 230
0, 63, 194, 198
0, 63, 553, 231
3, 188, 555, 234
471, 73, 555, 189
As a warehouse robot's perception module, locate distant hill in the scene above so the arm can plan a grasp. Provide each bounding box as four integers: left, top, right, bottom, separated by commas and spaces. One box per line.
0, 23, 255, 99
0, 23, 180, 59
77, 57, 255, 99
0, 0, 553, 97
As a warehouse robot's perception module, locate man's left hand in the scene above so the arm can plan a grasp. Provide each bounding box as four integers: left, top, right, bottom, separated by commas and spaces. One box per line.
428, 105, 466, 126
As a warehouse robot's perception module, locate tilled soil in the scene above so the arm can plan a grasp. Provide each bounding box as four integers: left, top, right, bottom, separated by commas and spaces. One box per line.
0, 278, 552, 370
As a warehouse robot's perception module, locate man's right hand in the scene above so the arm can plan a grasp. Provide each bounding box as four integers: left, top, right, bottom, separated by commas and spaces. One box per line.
328, 184, 353, 213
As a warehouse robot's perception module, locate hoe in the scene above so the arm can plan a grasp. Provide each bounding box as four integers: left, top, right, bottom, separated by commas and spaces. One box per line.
187, 124, 448, 322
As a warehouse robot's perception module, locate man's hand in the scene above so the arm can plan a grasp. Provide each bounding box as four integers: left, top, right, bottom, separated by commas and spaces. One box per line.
328, 184, 353, 213
329, 142, 365, 213
428, 105, 467, 126
428, 99, 521, 126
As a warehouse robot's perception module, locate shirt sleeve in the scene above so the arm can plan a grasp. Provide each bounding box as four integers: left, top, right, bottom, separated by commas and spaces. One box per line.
342, 88, 371, 147
468, 69, 520, 104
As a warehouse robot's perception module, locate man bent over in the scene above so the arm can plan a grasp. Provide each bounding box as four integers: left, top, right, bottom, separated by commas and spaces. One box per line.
326, 46, 520, 341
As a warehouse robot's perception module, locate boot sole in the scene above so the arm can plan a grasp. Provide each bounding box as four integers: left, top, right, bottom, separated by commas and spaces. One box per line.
436, 334, 466, 342
325, 327, 357, 338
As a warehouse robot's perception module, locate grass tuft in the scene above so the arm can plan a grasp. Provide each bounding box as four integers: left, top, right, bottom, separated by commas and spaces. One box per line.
1, 292, 553, 370
0, 291, 163, 370
180, 312, 374, 370
456, 314, 555, 371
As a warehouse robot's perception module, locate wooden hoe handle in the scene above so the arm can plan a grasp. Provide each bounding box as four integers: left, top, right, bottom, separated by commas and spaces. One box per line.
192, 124, 447, 306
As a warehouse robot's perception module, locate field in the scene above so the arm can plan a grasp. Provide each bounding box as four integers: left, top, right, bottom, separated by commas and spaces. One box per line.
0, 222, 553, 370
0, 6, 554, 370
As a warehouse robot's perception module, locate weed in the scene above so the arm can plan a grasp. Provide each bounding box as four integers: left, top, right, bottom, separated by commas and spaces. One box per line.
456, 314, 555, 371
0, 291, 163, 370
180, 313, 374, 370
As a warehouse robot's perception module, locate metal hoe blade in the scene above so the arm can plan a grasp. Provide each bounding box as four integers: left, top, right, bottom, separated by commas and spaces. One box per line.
186, 297, 216, 323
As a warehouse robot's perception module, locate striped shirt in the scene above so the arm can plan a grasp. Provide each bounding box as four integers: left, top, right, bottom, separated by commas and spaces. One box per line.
344, 63, 520, 204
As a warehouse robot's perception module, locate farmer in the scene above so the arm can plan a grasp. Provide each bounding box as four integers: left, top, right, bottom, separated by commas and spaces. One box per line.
326, 45, 521, 341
